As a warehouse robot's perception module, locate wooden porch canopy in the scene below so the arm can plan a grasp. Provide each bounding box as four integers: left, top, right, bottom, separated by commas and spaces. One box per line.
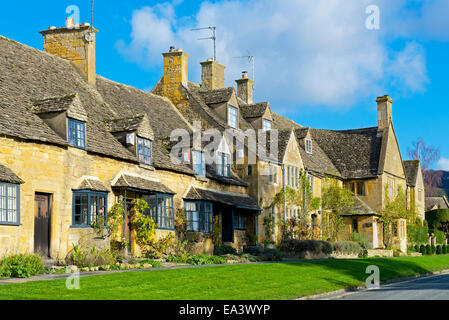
184, 186, 260, 211
112, 174, 175, 194
341, 196, 381, 217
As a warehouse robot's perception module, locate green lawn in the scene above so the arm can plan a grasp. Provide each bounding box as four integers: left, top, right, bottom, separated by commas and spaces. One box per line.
1, 255, 449, 300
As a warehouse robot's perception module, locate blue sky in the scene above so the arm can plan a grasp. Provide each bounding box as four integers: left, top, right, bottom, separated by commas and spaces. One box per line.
1, 0, 448, 169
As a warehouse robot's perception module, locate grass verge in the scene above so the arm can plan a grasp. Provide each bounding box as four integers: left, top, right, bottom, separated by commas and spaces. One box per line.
1, 255, 449, 300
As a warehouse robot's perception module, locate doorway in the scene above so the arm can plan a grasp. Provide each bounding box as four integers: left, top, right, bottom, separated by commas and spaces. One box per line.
222, 209, 234, 243
34, 193, 52, 257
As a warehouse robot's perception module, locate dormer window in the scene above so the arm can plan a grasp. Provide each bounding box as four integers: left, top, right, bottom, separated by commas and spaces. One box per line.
137, 136, 152, 165
68, 118, 86, 149
217, 152, 231, 177
263, 119, 272, 131
306, 139, 313, 154
192, 151, 206, 177
228, 106, 238, 129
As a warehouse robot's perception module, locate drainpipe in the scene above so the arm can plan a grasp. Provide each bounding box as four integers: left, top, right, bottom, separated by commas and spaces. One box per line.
283, 163, 287, 224
304, 170, 309, 216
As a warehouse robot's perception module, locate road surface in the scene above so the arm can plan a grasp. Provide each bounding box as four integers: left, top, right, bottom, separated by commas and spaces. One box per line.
329, 273, 449, 300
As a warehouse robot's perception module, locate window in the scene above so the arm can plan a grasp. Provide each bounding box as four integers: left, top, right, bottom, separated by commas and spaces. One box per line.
217, 152, 231, 177
305, 139, 313, 154
308, 175, 314, 194
185, 201, 213, 233
233, 213, 246, 230
0, 183, 20, 225
143, 193, 174, 230
287, 166, 299, 188
356, 182, 365, 196
263, 119, 272, 131
137, 137, 152, 165
352, 219, 358, 233
269, 164, 277, 184
248, 165, 253, 176
72, 191, 107, 227
68, 118, 86, 149
192, 151, 206, 177
228, 106, 238, 128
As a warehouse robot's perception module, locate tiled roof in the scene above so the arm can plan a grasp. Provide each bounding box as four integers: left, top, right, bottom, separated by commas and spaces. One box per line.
271, 112, 302, 130
341, 196, 380, 216
0, 163, 24, 184
426, 196, 449, 211
294, 128, 342, 177
403, 160, 420, 187
112, 174, 175, 194
310, 127, 383, 179
74, 179, 109, 192
240, 102, 269, 119
199, 87, 234, 105
0, 36, 135, 161
95, 77, 194, 175
185, 186, 260, 210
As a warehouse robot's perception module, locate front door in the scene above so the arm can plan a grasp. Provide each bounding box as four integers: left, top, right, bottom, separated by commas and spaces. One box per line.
222, 210, 234, 243
34, 193, 51, 257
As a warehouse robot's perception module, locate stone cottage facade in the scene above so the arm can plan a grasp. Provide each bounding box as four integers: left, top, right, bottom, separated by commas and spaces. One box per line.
0, 19, 422, 260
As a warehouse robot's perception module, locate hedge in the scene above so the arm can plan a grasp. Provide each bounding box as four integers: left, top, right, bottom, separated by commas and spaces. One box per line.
408, 223, 429, 245
280, 240, 333, 258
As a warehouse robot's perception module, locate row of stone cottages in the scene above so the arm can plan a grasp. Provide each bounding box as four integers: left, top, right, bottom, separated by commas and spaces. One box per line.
0, 20, 425, 261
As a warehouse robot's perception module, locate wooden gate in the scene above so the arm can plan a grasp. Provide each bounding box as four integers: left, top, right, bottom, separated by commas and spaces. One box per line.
34, 193, 51, 257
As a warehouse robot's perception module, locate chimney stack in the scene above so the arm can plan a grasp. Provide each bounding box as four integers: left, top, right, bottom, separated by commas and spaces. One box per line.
200, 59, 226, 90
376, 95, 393, 129
236, 71, 254, 104
40, 20, 98, 85
159, 47, 190, 106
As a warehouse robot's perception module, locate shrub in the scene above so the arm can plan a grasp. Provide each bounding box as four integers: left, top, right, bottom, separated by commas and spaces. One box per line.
186, 254, 226, 265
65, 245, 115, 267
431, 245, 436, 254
408, 223, 429, 245
432, 229, 446, 245
258, 248, 282, 261
414, 244, 420, 252
332, 241, 362, 255
443, 245, 448, 254
437, 245, 443, 255
0, 254, 44, 278
243, 245, 264, 256
351, 232, 371, 249
214, 245, 237, 256
279, 239, 333, 258
419, 244, 426, 255
426, 244, 432, 255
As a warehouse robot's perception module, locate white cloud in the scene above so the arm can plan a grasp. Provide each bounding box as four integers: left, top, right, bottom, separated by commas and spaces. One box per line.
438, 158, 449, 171
116, 0, 434, 109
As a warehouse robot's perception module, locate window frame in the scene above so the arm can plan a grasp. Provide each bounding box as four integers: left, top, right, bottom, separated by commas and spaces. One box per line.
305, 139, 313, 154
72, 190, 108, 228
227, 105, 238, 129
192, 150, 206, 177
269, 164, 277, 185
142, 193, 174, 230
263, 119, 272, 131
233, 213, 246, 230
67, 117, 86, 150
137, 136, 152, 166
184, 201, 213, 233
0, 182, 20, 226
217, 152, 231, 177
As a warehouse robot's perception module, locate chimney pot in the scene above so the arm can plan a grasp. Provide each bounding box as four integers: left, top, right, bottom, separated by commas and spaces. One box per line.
49, 26, 56, 30
169, 46, 175, 52
66, 17, 74, 29
242, 71, 248, 79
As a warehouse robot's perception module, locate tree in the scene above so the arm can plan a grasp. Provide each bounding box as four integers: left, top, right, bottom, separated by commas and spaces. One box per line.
321, 178, 355, 241
407, 138, 440, 172
267, 170, 320, 240
380, 185, 416, 247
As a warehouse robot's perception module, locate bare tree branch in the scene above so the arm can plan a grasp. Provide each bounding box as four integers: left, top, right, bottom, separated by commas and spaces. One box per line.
407, 138, 440, 171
